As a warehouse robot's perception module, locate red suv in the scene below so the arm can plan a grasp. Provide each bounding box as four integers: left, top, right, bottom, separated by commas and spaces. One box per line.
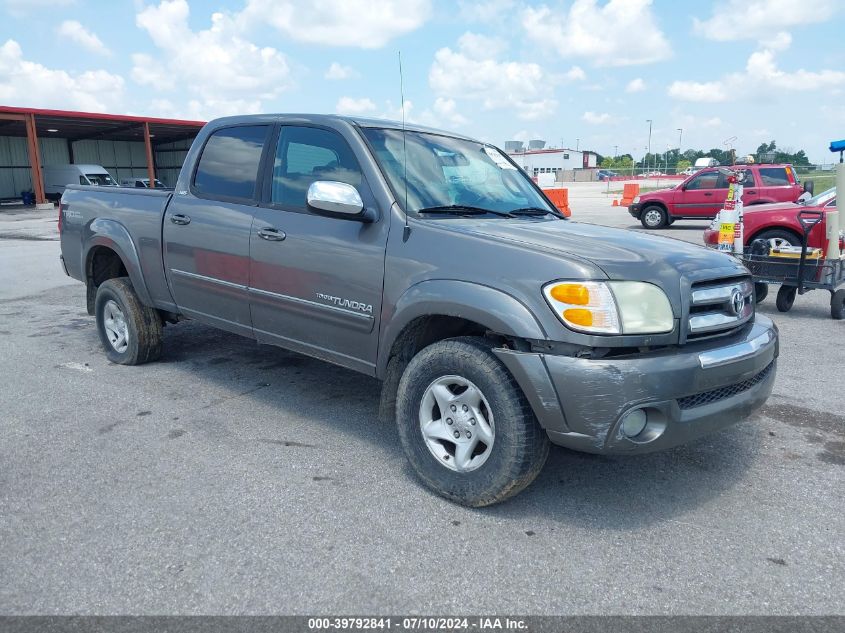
628, 164, 804, 229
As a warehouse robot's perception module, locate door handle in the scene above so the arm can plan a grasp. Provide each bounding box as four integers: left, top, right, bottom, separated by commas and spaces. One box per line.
703, 192, 713, 196
746, 190, 756, 194
170, 214, 191, 225
258, 227, 286, 241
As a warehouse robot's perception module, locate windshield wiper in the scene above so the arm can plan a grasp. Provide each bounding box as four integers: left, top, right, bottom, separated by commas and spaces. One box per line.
508, 206, 561, 217
417, 205, 514, 218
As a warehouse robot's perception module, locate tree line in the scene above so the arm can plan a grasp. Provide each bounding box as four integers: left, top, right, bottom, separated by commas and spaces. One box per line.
598, 140, 812, 172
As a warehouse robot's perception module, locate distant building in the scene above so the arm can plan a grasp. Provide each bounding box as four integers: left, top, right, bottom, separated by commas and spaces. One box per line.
505, 142, 598, 180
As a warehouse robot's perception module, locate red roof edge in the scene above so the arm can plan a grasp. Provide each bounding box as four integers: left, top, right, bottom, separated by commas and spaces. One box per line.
0, 105, 206, 127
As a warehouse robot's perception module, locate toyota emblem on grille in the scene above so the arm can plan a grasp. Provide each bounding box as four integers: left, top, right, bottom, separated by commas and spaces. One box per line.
730, 289, 744, 316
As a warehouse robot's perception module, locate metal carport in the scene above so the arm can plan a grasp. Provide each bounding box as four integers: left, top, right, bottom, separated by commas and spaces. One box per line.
0, 106, 204, 206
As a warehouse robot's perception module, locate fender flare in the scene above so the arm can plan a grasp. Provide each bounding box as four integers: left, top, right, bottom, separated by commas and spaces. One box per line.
83, 218, 154, 307
377, 279, 547, 375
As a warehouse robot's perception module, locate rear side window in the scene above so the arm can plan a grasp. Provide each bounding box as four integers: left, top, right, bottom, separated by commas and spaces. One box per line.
193, 125, 269, 200
271, 126, 364, 208
758, 167, 790, 186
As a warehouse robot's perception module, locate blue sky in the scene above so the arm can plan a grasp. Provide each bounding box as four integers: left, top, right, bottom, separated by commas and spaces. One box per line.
2, 0, 844, 161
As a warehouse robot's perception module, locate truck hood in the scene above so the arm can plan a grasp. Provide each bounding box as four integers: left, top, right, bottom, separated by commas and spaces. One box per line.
450, 219, 747, 295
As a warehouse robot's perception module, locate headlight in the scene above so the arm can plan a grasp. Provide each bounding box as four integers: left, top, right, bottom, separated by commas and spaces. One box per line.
632, 196, 641, 204
543, 281, 674, 335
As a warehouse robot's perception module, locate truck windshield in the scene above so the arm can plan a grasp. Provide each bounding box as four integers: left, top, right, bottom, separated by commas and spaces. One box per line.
361, 128, 558, 217
86, 173, 115, 186
803, 187, 836, 207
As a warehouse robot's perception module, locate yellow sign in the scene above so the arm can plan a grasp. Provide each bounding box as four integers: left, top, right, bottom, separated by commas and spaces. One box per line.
719, 223, 735, 244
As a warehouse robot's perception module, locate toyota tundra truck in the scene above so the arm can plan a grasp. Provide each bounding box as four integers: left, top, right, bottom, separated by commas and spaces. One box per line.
59, 114, 778, 506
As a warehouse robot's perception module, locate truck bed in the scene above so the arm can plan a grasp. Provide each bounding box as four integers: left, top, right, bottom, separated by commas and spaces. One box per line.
60, 185, 175, 311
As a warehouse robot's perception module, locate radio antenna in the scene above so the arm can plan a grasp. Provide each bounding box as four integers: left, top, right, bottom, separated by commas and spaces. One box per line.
399, 51, 410, 241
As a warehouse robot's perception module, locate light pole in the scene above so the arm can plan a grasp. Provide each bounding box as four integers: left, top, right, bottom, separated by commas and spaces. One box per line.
576, 138, 580, 151
646, 119, 653, 173
614, 145, 618, 159
677, 128, 683, 150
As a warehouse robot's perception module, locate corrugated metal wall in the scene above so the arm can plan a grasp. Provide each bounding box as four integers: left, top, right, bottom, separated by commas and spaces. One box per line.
154, 138, 193, 187
0, 135, 195, 198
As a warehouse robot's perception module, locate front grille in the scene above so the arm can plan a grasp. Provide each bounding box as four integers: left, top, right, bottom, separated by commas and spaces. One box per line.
677, 361, 774, 410
687, 276, 754, 340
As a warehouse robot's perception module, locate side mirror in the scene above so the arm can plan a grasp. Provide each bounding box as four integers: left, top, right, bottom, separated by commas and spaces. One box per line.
803, 180, 814, 195
306, 181, 373, 222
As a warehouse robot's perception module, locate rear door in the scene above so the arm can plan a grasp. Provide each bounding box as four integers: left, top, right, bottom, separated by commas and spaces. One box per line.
248, 124, 389, 374
738, 169, 760, 205
676, 170, 726, 217
163, 123, 272, 337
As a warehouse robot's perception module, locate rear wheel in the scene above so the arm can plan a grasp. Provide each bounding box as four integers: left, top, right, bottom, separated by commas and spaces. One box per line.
752, 229, 801, 251
640, 205, 667, 229
395, 337, 549, 507
831, 289, 845, 320
95, 277, 162, 365
754, 282, 769, 304
776, 285, 796, 312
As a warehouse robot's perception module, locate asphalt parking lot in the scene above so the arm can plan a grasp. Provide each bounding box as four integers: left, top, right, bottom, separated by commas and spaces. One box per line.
1, 189, 843, 615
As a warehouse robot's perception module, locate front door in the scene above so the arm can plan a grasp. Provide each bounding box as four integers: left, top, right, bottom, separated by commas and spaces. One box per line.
676, 170, 727, 218
249, 125, 389, 374
163, 124, 271, 337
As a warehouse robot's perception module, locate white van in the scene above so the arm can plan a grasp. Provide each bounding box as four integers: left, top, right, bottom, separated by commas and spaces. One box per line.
693, 157, 719, 171
42, 164, 117, 199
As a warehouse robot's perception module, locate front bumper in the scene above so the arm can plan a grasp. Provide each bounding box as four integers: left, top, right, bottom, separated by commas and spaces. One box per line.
494, 316, 778, 454
628, 203, 642, 219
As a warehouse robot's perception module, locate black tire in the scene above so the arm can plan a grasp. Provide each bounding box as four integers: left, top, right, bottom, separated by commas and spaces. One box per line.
754, 282, 769, 304
751, 229, 801, 249
640, 205, 667, 229
667, 216, 676, 225
95, 277, 162, 365
831, 289, 845, 320
776, 285, 796, 313
395, 336, 550, 507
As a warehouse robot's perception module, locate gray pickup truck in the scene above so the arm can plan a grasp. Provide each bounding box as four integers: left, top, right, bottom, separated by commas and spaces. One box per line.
59, 114, 778, 506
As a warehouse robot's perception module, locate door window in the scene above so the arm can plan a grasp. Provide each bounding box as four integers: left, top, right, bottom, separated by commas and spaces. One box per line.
758, 167, 790, 186
271, 126, 364, 209
193, 125, 269, 201
685, 171, 720, 190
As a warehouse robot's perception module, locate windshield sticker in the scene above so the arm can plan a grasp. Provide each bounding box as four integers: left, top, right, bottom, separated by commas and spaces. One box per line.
483, 147, 516, 170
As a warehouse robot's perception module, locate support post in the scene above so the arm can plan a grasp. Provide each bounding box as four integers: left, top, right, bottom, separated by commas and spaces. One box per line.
143, 121, 156, 188
24, 113, 46, 205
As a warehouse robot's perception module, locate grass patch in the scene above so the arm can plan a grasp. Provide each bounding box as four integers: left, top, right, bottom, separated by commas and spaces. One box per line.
798, 172, 835, 192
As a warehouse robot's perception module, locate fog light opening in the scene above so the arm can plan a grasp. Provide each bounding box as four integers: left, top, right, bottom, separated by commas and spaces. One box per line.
621, 409, 648, 438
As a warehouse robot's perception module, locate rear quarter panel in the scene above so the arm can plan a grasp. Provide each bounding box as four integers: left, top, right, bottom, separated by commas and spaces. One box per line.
60, 186, 176, 310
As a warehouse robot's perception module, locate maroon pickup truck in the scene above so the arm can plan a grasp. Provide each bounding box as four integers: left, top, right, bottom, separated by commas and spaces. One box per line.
629, 164, 805, 229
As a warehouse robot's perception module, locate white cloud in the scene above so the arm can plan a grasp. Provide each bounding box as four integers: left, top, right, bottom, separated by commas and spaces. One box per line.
335, 97, 377, 115
694, 0, 839, 41
454, 32, 508, 59
458, 0, 515, 22
667, 80, 727, 102
0, 39, 124, 111
240, 0, 431, 48
131, 0, 290, 119
761, 31, 792, 51
325, 62, 358, 80
564, 66, 586, 81
58, 20, 110, 56
668, 48, 845, 102
626, 78, 645, 93
431, 97, 467, 127
522, 0, 671, 66
582, 111, 614, 124
429, 31, 556, 120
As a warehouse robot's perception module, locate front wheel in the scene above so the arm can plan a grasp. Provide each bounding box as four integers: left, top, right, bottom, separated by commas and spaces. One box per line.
95, 277, 162, 365
640, 205, 667, 229
831, 289, 845, 320
395, 337, 550, 507
776, 285, 796, 312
